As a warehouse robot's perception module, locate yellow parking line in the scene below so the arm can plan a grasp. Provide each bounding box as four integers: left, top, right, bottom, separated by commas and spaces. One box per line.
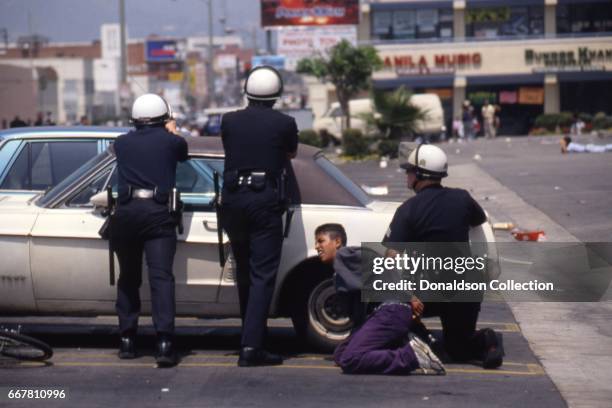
444, 368, 541, 376
17, 361, 545, 376
52, 353, 536, 368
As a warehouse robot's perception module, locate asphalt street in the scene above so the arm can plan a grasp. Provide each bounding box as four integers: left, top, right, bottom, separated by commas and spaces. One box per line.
2, 134, 611, 407
1, 310, 562, 408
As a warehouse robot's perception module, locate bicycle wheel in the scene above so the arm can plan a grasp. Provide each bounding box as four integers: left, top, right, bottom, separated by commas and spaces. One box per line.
0, 331, 53, 361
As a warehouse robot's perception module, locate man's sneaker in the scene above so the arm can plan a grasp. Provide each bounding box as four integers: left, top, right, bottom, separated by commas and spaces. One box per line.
409, 333, 445, 375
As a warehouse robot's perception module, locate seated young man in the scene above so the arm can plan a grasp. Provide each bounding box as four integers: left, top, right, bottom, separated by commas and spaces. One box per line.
314, 223, 445, 375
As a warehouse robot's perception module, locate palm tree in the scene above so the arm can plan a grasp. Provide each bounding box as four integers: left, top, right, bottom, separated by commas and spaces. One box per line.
363, 86, 426, 140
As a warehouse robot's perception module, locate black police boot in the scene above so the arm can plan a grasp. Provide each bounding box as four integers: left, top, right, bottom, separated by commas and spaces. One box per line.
238, 347, 283, 367
155, 334, 178, 368
118, 333, 136, 359
482, 329, 504, 369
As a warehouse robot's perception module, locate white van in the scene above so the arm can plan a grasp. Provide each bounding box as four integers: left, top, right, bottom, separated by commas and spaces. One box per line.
313, 94, 444, 142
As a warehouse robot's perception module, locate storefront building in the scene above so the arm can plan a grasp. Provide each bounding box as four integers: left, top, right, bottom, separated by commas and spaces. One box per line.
361, 0, 612, 134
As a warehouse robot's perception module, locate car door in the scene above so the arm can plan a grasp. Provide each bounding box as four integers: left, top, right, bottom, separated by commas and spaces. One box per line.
29, 157, 227, 315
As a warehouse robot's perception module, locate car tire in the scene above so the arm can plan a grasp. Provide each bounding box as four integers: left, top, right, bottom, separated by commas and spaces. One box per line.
290, 277, 353, 352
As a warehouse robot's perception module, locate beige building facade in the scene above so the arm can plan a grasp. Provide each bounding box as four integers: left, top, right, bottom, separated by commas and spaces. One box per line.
359, 0, 612, 134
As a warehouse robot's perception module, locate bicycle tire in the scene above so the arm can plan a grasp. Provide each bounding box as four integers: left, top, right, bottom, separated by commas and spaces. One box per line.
0, 331, 53, 361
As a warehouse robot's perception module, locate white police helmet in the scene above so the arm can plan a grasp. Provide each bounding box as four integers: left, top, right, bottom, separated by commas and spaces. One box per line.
131, 93, 170, 125
400, 143, 448, 179
244, 66, 283, 101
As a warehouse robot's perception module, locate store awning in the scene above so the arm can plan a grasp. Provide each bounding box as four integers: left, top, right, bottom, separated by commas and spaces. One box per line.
370, 1, 452, 11
557, 71, 612, 82
467, 74, 545, 86
373, 75, 454, 89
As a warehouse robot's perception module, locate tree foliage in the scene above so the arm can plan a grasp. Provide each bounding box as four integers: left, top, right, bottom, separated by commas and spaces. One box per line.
362, 86, 426, 140
297, 40, 382, 128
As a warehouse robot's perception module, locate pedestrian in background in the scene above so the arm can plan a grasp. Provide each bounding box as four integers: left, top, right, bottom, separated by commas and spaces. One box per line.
462, 101, 474, 140
482, 100, 496, 139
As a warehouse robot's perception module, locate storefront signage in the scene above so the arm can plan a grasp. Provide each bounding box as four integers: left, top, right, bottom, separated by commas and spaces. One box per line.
261, 0, 359, 27
525, 47, 612, 71
145, 39, 181, 62
277, 26, 356, 70
518, 87, 544, 105
466, 7, 511, 24
383, 53, 482, 75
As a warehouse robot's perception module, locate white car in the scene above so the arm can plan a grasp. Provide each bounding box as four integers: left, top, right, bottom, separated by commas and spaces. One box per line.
0, 137, 497, 350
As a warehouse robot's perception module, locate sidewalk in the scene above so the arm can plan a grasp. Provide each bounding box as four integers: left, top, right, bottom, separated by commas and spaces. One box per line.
440, 162, 612, 408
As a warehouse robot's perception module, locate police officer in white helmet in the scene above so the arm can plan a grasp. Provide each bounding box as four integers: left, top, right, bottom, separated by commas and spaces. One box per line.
112, 93, 188, 367
382, 143, 504, 369
220, 66, 298, 366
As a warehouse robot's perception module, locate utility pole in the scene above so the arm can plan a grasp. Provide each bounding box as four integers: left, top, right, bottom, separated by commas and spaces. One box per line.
119, 0, 127, 86
119, 0, 129, 121
27, 12, 39, 117
207, 0, 215, 107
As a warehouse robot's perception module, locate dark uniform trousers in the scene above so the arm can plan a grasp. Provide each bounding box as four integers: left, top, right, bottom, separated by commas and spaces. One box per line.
221, 185, 283, 349
112, 199, 178, 336
422, 301, 486, 361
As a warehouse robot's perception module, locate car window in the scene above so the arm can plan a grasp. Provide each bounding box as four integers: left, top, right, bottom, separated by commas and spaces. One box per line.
0, 139, 23, 182
38, 150, 113, 207
66, 166, 114, 207
63, 158, 224, 211
177, 159, 224, 211
315, 155, 372, 206
0, 143, 29, 189
0, 141, 98, 191
330, 107, 343, 118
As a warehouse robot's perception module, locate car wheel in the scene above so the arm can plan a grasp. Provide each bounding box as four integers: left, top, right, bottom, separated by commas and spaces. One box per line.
291, 277, 353, 351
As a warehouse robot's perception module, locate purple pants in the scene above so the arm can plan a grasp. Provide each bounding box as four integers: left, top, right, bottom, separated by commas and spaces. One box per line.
334, 303, 419, 375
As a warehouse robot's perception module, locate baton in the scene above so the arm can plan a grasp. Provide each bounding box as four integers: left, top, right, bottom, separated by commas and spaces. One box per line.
213, 171, 226, 268
106, 185, 115, 286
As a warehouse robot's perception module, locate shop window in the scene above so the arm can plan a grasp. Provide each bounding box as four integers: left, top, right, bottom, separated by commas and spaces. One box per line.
466, 6, 544, 38
371, 8, 453, 40
557, 2, 612, 34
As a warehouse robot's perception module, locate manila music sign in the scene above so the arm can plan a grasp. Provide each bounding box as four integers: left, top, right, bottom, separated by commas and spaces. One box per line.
383, 53, 482, 75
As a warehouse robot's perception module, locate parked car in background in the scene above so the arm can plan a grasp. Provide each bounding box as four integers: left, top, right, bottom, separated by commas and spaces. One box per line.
0, 136, 497, 350
0, 127, 127, 197
201, 107, 242, 136
313, 94, 445, 143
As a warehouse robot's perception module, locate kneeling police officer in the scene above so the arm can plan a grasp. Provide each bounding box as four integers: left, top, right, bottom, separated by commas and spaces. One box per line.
112, 94, 188, 367
383, 144, 503, 369
221, 66, 298, 367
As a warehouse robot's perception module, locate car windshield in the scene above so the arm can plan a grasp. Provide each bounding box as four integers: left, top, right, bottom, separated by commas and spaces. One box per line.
37, 150, 112, 207
315, 154, 372, 206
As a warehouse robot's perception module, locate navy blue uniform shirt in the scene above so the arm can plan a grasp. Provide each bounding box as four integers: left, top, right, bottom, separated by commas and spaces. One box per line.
383, 184, 486, 243
114, 126, 188, 201
221, 105, 298, 175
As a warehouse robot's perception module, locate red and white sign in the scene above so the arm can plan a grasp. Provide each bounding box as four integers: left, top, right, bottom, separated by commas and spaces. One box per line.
277, 26, 357, 70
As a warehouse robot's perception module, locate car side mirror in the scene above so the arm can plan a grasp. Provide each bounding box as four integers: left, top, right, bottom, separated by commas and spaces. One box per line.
90, 190, 109, 208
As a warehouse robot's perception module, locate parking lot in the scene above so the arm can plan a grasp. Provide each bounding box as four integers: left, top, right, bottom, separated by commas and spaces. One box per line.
2, 135, 611, 407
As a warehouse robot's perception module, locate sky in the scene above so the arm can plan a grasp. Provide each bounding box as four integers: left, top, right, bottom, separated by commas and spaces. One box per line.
0, 0, 265, 46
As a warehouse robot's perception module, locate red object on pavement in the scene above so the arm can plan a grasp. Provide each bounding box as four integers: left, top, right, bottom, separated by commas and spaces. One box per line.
511, 229, 546, 241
